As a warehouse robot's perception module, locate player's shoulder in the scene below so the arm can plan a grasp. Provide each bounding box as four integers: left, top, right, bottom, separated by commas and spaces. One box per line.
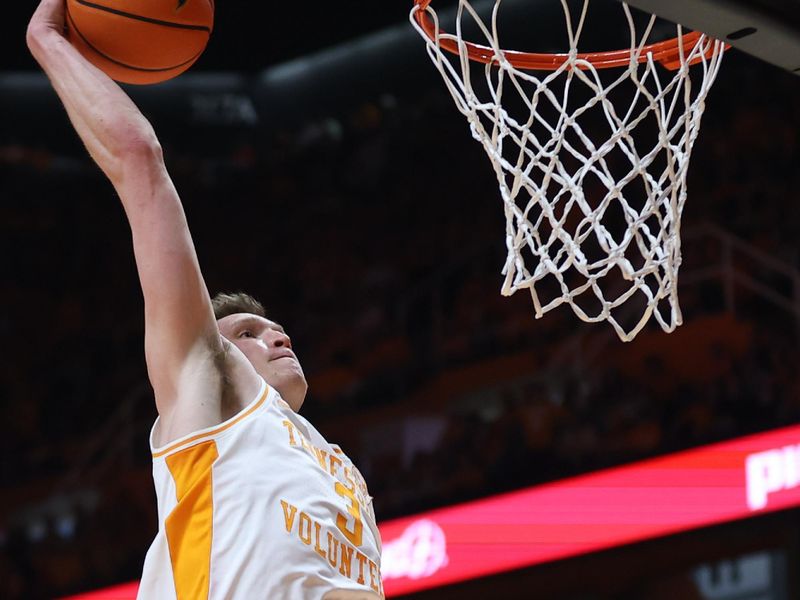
150, 341, 263, 449
151, 375, 270, 454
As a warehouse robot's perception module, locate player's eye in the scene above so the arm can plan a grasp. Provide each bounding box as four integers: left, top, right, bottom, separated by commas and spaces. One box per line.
239, 330, 254, 338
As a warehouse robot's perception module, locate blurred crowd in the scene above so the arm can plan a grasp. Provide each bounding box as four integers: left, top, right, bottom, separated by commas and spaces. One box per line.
1, 51, 800, 597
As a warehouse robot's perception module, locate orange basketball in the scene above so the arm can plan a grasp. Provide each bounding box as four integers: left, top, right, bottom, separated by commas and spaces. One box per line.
65, 0, 214, 85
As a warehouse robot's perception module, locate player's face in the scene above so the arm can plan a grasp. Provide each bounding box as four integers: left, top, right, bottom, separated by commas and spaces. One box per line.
217, 313, 308, 410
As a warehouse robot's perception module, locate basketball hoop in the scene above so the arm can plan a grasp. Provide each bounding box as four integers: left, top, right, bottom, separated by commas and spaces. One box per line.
410, 0, 726, 341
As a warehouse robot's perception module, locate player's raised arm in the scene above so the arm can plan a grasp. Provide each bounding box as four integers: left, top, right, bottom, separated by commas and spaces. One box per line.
27, 0, 223, 415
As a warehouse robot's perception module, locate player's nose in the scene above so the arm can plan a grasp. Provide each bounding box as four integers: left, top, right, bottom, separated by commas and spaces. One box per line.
268, 330, 292, 349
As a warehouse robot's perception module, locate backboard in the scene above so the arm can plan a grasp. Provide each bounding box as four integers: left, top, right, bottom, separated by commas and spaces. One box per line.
621, 0, 800, 73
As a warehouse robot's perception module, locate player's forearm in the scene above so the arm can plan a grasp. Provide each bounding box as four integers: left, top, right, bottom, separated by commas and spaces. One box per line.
27, 28, 162, 184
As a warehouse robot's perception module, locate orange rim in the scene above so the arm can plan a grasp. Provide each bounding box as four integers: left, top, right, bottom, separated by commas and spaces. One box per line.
413, 0, 724, 71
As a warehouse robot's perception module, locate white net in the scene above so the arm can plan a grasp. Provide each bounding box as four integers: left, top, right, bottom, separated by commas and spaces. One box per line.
410, 0, 726, 341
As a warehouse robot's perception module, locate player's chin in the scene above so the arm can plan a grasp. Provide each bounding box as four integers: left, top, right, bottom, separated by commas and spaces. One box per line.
274, 358, 306, 382
265, 364, 308, 396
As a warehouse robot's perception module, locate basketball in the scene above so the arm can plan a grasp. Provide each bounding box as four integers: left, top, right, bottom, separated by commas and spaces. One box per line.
65, 0, 214, 85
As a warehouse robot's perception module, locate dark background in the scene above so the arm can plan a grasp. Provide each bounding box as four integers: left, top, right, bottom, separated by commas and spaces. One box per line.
1, 1, 450, 71
2, 1, 800, 598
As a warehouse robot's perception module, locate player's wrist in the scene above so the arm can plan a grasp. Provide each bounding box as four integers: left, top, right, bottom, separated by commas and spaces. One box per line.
26, 26, 65, 59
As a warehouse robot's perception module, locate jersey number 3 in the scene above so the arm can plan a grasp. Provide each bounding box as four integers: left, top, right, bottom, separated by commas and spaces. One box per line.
334, 482, 363, 547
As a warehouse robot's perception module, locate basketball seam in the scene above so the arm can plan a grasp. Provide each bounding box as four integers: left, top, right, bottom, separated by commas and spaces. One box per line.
74, 0, 212, 33
67, 7, 205, 74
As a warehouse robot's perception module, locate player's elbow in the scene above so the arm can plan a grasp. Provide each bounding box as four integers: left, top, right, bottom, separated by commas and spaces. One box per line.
109, 129, 165, 182
116, 130, 163, 165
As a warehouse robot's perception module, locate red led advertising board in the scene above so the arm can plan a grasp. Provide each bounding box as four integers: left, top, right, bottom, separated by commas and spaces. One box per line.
64, 423, 800, 598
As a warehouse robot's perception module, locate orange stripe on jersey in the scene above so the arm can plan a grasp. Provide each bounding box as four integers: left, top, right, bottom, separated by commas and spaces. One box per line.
165, 440, 219, 600
152, 385, 270, 458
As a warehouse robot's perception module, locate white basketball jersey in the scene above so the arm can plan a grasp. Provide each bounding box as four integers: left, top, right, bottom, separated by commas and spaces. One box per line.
138, 378, 383, 600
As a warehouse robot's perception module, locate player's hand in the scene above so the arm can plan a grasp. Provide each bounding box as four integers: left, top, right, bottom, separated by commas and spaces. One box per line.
27, 0, 66, 50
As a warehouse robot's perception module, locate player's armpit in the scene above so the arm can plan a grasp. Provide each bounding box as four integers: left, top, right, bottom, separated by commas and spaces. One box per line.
322, 590, 383, 600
